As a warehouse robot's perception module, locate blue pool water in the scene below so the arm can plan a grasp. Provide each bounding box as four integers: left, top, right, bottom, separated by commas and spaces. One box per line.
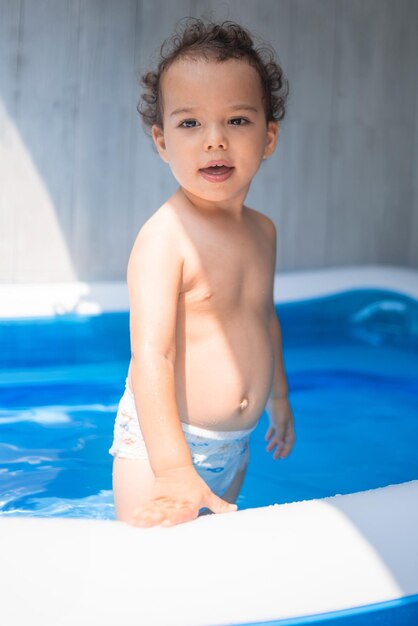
0, 288, 417, 519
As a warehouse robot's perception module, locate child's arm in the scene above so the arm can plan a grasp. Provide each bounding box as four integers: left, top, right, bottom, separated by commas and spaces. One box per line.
265, 303, 296, 460
126, 216, 237, 527
268, 310, 289, 400
263, 218, 296, 460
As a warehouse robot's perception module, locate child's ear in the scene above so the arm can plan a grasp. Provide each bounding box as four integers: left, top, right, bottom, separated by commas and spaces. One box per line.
263, 121, 279, 160
151, 124, 169, 163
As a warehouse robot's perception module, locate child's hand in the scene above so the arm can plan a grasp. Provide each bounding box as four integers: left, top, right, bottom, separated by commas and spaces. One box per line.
265, 397, 296, 460
128, 465, 237, 528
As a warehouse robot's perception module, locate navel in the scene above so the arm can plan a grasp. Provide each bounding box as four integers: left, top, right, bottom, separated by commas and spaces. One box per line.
239, 396, 249, 411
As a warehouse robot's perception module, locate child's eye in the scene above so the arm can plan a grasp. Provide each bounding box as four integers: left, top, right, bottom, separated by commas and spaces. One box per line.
229, 117, 250, 126
179, 119, 199, 128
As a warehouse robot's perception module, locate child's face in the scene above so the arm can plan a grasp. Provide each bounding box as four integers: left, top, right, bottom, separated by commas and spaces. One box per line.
152, 57, 278, 208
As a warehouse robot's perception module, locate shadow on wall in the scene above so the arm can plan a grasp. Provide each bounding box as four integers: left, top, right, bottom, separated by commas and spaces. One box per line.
0, 100, 76, 282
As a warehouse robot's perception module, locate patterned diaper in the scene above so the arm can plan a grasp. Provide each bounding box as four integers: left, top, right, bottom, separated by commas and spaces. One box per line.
109, 377, 257, 498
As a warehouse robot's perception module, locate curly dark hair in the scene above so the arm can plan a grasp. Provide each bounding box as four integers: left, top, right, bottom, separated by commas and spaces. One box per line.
137, 17, 289, 133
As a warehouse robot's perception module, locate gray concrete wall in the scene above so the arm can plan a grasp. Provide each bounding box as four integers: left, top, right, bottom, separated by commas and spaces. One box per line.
0, 0, 417, 282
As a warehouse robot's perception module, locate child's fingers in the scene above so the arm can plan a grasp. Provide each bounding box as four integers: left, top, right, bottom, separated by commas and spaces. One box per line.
265, 426, 274, 441
267, 433, 283, 452
266, 421, 296, 459
164, 492, 236, 524
206, 493, 238, 515
266, 437, 276, 452
280, 432, 296, 458
131, 499, 198, 528
130, 509, 165, 527
129, 501, 170, 527
154, 500, 199, 527
266, 434, 286, 458
161, 507, 199, 527
274, 443, 284, 459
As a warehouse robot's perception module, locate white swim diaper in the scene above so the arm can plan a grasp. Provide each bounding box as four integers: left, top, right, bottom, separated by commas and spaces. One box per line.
109, 377, 257, 498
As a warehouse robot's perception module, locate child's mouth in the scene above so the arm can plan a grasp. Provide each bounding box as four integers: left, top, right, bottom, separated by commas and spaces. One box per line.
199, 164, 234, 183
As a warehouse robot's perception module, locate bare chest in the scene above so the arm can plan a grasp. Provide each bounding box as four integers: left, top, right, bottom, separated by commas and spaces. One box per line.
179, 218, 273, 315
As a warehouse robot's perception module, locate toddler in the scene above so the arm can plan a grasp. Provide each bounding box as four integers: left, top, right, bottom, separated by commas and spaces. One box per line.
109, 18, 296, 527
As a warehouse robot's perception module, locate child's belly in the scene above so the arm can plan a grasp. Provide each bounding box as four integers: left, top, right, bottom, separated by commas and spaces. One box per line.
174, 311, 274, 431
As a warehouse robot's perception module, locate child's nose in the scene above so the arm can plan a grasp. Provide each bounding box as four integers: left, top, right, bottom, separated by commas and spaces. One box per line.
204, 124, 228, 151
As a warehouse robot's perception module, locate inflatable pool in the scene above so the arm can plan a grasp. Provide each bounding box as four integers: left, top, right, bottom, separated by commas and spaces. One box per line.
1, 265, 417, 625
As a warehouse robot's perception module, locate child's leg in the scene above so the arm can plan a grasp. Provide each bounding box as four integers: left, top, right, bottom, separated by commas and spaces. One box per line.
112, 456, 156, 522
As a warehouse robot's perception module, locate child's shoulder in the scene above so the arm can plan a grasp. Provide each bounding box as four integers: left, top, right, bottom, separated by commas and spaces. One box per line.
137, 201, 178, 232
246, 206, 277, 243
132, 202, 183, 246
127, 201, 187, 274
